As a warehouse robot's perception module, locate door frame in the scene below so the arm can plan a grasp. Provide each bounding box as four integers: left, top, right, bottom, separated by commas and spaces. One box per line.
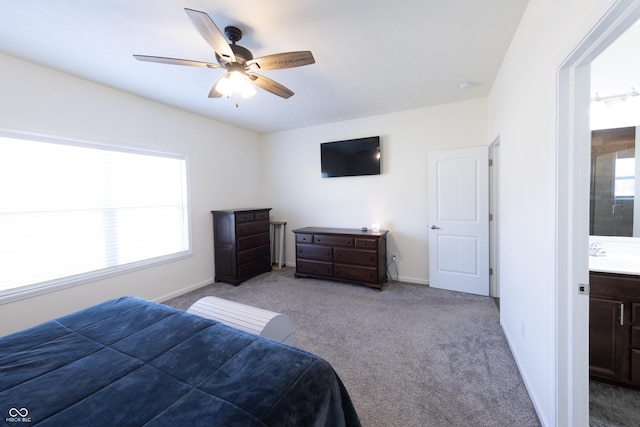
556, 0, 640, 425
489, 138, 500, 298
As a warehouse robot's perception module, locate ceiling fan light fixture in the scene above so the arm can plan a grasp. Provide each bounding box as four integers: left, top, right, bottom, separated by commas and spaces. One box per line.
215, 71, 256, 99
235, 72, 257, 98
135, 9, 314, 104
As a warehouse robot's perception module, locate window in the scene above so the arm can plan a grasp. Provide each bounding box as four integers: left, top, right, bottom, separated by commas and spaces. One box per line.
0, 131, 190, 301
614, 155, 635, 198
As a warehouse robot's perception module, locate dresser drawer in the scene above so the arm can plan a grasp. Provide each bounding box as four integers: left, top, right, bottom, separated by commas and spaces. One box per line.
238, 244, 270, 265
297, 259, 333, 277
238, 255, 270, 279
296, 233, 314, 243
297, 244, 333, 261
334, 248, 377, 266
235, 212, 255, 223
355, 238, 378, 249
255, 210, 270, 220
313, 234, 353, 247
237, 220, 269, 237
237, 232, 270, 251
335, 264, 378, 283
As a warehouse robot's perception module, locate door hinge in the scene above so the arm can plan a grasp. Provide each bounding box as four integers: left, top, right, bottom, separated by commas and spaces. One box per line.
489, 159, 493, 167
489, 213, 493, 221
578, 283, 590, 295
489, 268, 494, 275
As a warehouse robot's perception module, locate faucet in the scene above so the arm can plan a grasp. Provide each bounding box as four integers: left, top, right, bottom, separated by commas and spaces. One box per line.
589, 241, 607, 257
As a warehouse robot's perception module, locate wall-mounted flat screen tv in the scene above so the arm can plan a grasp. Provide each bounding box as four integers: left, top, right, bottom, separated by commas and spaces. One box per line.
320, 136, 381, 178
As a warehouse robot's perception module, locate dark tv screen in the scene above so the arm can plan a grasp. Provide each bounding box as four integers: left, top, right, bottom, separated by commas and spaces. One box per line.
320, 136, 381, 178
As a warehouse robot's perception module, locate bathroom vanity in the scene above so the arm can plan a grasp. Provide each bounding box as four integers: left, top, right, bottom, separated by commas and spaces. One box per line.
589, 237, 640, 389
589, 271, 640, 388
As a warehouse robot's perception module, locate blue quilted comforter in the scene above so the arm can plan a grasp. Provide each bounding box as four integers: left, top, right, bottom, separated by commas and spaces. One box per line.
0, 297, 361, 426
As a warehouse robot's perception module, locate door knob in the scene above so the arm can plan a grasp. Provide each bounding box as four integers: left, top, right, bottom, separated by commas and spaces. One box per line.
430, 225, 440, 229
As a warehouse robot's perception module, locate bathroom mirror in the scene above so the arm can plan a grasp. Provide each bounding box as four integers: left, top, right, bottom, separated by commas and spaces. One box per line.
590, 126, 639, 237
590, 19, 640, 240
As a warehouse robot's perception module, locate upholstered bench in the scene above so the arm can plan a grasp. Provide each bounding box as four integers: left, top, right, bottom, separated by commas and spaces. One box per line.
187, 296, 293, 344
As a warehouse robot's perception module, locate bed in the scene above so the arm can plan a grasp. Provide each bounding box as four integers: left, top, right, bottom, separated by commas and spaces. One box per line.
0, 296, 361, 426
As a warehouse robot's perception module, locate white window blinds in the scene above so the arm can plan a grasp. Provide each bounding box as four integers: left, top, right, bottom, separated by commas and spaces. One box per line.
0, 133, 190, 300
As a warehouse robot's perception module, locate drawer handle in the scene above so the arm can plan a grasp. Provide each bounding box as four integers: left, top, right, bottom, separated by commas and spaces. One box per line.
621, 303, 624, 326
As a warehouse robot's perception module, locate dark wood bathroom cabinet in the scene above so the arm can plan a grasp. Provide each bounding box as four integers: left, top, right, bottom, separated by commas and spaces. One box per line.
589, 271, 640, 389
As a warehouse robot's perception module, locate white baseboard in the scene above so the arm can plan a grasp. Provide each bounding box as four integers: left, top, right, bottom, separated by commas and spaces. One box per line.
396, 275, 428, 285
154, 277, 214, 303
501, 321, 547, 426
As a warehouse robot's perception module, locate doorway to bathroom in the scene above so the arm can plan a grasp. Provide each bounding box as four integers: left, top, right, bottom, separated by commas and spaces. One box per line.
556, 0, 640, 424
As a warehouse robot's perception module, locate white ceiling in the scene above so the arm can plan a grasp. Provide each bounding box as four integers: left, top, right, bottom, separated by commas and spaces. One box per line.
0, 0, 530, 134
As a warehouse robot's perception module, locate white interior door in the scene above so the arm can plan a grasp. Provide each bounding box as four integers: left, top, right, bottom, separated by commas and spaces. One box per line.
428, 146, 489, 296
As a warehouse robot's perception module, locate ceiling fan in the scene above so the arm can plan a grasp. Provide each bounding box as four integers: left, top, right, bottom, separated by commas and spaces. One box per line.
133, 8, 315, 102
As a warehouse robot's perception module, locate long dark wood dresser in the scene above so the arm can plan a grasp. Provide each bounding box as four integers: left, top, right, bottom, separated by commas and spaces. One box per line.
292, 227, 388, 290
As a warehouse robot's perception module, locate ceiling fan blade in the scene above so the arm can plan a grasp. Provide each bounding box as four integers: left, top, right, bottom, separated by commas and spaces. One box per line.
208, 75, 226, 98
247, 51, 315, 70
184, 8, 235, 62
248, 73, 294, 99
133, 54, 222, 69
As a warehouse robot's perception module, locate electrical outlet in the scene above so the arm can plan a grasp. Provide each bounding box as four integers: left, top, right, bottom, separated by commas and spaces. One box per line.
521, 321, 526, 340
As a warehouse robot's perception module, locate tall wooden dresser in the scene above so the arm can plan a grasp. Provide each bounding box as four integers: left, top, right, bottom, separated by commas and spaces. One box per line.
211, 208, 271, 285
292, 227, 388, 290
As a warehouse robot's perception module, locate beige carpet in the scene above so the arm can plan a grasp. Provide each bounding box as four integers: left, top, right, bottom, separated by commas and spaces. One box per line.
165, 267, 541, 427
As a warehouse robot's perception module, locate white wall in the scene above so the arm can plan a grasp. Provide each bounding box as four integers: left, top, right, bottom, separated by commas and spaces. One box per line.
0, 53, 262, 336
261, 98, 487, 284
487, 0, 614, 425
0, 53, 486, 335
